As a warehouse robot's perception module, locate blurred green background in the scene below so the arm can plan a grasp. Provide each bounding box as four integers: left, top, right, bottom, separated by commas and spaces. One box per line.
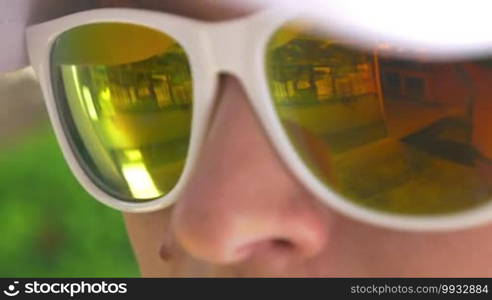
0, 68, 139, 277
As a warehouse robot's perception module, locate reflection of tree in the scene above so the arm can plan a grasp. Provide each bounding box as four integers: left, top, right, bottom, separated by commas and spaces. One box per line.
268, 36, 370, 102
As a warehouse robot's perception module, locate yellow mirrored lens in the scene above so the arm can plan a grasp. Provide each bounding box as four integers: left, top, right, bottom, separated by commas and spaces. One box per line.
266, 21, 492, 215
51, 23, 193, 201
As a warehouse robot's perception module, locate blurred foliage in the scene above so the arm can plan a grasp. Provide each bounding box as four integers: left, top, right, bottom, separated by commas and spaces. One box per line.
0, 124, 139, 277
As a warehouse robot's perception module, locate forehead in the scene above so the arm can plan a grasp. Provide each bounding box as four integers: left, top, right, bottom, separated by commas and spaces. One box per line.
99, 0, 261, 20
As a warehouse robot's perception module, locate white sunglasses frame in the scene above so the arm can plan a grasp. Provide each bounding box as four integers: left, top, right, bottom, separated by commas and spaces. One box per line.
26, 7, 492, 232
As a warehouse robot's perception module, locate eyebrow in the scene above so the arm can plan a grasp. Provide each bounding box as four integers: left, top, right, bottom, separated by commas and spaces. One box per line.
99, 0, 260, 21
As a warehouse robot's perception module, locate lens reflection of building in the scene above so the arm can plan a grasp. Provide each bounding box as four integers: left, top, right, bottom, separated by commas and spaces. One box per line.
69, 49, 193, 199
268, 29, 492, 213
270, 34, 492, 160
269, 35, 377, 105
379, 58, 492, 161
89, 55, 192, 114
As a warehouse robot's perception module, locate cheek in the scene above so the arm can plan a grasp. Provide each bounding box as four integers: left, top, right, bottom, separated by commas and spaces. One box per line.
339, 222, 492, 276
123, 210, 173, 273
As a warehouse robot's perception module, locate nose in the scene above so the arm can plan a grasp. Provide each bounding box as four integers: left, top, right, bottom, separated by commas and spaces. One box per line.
171, 75, 331, 264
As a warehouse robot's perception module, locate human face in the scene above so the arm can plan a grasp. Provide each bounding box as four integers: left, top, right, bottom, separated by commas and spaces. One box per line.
92, 0, 492, 277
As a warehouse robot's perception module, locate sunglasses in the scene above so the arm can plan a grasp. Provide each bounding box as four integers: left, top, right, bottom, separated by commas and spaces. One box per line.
26, 7, 492, 231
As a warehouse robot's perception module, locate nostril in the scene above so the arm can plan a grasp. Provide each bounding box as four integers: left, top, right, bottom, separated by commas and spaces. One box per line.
234, 238, 297, 261
272, 238, 295, 250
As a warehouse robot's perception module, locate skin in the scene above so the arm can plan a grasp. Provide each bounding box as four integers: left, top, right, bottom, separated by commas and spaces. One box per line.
98, 0, 492, 277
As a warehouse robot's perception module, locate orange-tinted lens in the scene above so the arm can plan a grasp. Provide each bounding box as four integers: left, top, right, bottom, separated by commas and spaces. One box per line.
51, 23, 193, 201
266, 21, 492, 215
